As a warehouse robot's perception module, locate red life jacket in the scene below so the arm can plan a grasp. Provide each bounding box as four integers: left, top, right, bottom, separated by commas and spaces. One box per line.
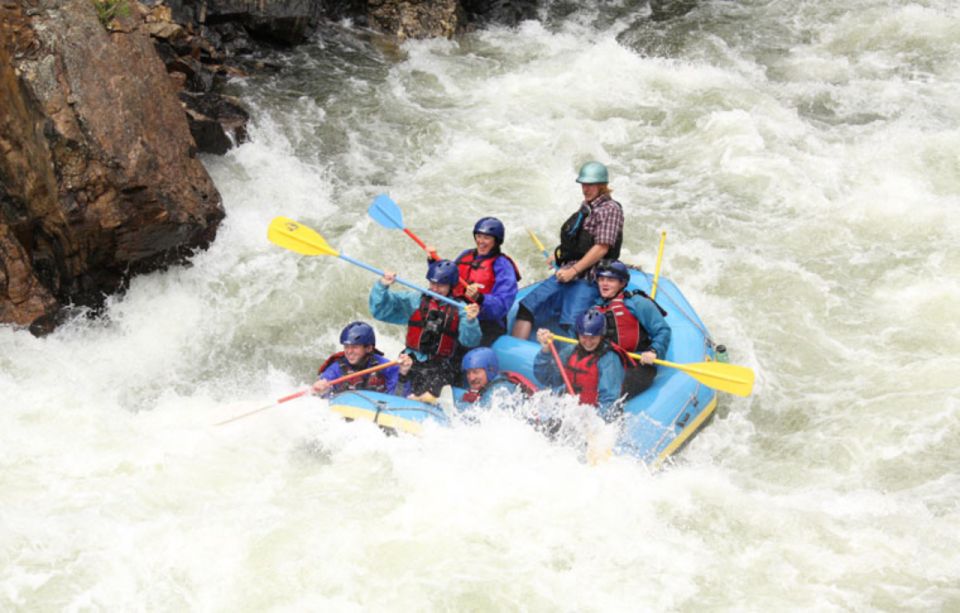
461, 370, 539, 403
317, 350, 389, 393
595, 290, 666, 352
503, 371, 539, 396
595, 293, 643, 352
406, 295, 460, 358
563, 343, 610, 406
451, 250, 521, 299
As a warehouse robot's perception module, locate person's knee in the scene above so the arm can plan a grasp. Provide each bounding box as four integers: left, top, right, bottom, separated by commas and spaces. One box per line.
515, 304, 534, 323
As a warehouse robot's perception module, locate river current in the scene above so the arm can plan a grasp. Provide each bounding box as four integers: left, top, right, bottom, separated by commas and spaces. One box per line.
2, 0, 959, 610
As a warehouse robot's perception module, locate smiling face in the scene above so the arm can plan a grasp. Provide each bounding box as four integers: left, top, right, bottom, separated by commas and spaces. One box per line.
465, 367, 489, 391
597, 276, 626, 299
428, 281, 452, 296
474, 233, 496, 256
343, 343, 373, 366
578, 334, 603, 352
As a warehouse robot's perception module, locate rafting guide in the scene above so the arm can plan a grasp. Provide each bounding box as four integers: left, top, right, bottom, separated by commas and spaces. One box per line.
512, 161, 625, 341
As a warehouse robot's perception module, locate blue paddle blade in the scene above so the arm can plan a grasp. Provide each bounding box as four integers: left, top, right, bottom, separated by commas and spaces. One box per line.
368, 194, 405, 230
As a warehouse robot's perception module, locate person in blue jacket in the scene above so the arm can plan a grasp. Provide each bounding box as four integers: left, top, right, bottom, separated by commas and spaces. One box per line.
457, 347, 538, 409
370, 259, 481, 399
451, 217, 521, 347
312, 321, 400, 396
534, 308, 625, 422
592, 259, 671, 397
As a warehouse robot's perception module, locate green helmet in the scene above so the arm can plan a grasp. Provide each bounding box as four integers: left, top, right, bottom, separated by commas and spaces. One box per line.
576, 161, 609, 184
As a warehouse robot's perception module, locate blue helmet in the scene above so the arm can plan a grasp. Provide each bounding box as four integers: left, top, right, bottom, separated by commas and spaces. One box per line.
473, 217, 505, 244
426, 259, 459, 286
461, 347, 499, 381
340, 321, 376, 346
576, 161, 609, 184
576, 308, 607, 337
595, 259, 630, 283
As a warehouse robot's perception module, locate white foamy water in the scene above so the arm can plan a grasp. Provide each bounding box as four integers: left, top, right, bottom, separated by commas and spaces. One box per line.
3, 1, 959, 609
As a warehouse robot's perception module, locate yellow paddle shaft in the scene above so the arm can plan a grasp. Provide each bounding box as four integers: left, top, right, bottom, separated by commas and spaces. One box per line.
651, 230, 666, 300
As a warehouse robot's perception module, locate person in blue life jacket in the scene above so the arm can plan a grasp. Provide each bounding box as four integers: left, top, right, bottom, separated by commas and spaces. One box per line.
534, 308, 625, 422
457, 347, 538, 408
312, 321, 400, 397
592, 259, 671, 397
512, 161, 625, 340
450, 217, 521, 347
370, 259, 481, 400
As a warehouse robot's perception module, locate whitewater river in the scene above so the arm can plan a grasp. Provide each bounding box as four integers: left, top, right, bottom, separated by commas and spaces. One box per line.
3, 0, 959, 609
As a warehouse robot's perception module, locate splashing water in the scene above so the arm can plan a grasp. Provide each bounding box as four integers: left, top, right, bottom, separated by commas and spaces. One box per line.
3, 1, 959, 609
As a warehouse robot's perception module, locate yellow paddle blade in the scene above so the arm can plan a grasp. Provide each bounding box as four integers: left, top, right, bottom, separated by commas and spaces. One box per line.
552, 334, 754, 397
526, 227, 547, 252
267, 217, 339, 257
655, 359, 755, 397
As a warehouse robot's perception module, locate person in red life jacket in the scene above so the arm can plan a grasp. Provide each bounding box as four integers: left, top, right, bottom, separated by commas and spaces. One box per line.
592, 259, 671, 397
533, 308, 625, 422
312, 321, 400, 397
512, 161, 624, 340
369, 259, 481, 399
456, 347, 538, 408
450, 217, 521, 347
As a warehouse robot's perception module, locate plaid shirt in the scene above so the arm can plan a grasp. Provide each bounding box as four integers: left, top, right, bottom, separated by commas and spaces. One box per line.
582, 193, 623, 248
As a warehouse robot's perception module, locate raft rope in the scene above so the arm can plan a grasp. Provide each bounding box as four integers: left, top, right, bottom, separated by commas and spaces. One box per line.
626, 265, 716, 347
347, 390, 446, 419
350, 390, 386, 426
646, 391, 698, 461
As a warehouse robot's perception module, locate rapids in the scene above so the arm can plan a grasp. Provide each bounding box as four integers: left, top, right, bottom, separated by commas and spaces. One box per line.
2, 1, 959, 609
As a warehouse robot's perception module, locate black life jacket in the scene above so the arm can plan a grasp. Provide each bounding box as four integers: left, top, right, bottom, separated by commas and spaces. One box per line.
461, 371, 539, 404
317, 350, 389, 393
554, 195, 623, 266
451, 249, 522, 299
406, 295, 460, 358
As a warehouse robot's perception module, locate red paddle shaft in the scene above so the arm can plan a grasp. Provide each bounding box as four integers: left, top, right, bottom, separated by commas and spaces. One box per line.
548, 339, 576, 396
216, 360, 400, 426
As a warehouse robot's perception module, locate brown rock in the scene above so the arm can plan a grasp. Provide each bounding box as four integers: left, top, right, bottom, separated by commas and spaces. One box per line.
0, 0, 224, 331
367, 0, 465, 40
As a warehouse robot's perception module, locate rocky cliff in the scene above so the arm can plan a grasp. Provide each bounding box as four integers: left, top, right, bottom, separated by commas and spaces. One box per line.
0, 0, 542, 332
0, 0, 224, 332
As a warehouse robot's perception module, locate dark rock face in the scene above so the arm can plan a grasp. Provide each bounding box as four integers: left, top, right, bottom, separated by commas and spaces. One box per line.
0, 0, 224, 331
461, 0, 539, 27
201, 0, 319, 45
180, 91, 249, 155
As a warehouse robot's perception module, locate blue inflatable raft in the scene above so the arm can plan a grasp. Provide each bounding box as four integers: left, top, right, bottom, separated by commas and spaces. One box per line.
329, 268, 721, 464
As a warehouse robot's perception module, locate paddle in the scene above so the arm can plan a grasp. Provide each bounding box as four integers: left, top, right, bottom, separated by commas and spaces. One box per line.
367, 194, 477, 301
552, 334, 755, 397
650, 230, 666, 300
215, 360, 401, 426
368, 194, 439, 260
526, 227, 559, 270
268, 217, 464, 310
547, 338, 576, 395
